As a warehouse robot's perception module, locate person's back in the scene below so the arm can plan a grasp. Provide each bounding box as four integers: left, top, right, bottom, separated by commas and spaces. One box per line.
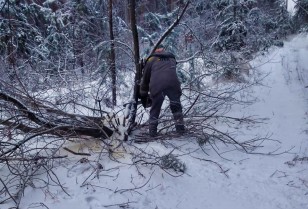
147, 51, 181, 97
140, 46, 185, 137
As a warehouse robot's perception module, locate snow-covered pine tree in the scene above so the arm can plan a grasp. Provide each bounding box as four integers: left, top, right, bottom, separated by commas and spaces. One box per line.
212, 0, 256, 51
244, 0, 291, 52
137, 1, 182, 57
294, 0, 308, 30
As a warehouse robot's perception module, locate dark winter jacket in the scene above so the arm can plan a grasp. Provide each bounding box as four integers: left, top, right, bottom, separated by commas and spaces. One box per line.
140, 51, 181, 97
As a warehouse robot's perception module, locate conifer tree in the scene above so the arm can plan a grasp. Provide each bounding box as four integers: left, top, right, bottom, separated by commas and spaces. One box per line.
294, 0, 308, 28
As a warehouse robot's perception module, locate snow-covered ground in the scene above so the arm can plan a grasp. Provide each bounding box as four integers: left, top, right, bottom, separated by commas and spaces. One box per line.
3, 34, 308, 209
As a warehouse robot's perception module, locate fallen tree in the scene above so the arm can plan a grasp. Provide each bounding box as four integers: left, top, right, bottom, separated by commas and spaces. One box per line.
0, 91, 113, 140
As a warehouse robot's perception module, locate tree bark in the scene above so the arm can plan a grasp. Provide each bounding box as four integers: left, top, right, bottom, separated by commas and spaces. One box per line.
128, 0, 140, 125
124, 1, 190, 141
109, 0, 117, 107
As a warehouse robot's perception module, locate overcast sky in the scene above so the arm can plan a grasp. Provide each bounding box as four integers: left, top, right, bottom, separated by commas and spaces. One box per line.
287, 0, 296, 14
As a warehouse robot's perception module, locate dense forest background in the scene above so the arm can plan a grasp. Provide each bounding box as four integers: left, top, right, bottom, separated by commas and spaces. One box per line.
1, 0, 307, 108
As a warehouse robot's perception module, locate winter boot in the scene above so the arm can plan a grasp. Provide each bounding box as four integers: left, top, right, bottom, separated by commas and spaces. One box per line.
149, 129, 158, 137
149, 123, 158, 137
173, 112, 185, 134
176, 124, 185, 134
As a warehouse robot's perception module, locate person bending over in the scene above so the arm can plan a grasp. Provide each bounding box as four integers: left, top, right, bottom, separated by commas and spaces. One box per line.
140, 44, 185, 137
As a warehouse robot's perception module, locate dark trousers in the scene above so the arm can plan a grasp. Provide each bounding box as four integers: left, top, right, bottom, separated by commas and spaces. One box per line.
149, 88, 184, 134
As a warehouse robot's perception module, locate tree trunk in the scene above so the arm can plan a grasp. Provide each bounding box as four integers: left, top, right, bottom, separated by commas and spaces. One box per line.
109, 0, 117, 107
124, 0, 190, 141
233, 0, 237, 21
128, 0, 141, 125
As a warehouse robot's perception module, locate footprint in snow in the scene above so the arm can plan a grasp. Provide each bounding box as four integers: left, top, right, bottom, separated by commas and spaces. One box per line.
85, 196, 102, 209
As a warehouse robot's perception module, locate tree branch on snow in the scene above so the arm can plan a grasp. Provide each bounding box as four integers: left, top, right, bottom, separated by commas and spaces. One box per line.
0, 91, 113, 140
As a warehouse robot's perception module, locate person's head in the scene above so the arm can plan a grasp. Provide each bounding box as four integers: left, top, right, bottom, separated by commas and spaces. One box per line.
155, 44, 165, 52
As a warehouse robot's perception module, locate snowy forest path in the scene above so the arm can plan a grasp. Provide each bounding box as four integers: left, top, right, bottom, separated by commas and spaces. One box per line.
249, 33, 308, 155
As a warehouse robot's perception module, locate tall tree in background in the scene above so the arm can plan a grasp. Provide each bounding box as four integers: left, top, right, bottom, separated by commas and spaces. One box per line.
127, 0, 140, 128
212, 0, 254, 51
109, 0, 117, 106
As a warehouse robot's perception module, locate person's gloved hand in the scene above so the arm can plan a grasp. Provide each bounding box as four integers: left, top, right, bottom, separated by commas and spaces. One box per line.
140, 94, 152, 108
139, 89, 148, 97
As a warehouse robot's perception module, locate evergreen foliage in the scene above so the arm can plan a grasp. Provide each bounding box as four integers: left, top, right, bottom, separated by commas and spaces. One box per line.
160, 154, 186, 173
139, 8, 180, 57
294, 0, 308, 29
211, 0, 292, 53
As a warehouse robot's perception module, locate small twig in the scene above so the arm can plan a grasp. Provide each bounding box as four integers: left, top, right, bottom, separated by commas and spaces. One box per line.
184, 93, 201, 116
82, 183, 114, 192
63, 147, 91, 156
247, 146, 295, 156
0, 177, 18, 205
28, 202, 50, 209
0, 155, 67, 162
0, 197, 11, 205
80, 169, 97, 187
103, 200, 137, 208
115, 171, 155, 194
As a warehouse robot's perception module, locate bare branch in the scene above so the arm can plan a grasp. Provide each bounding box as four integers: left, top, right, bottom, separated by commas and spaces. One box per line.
150, 0, 191, 55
